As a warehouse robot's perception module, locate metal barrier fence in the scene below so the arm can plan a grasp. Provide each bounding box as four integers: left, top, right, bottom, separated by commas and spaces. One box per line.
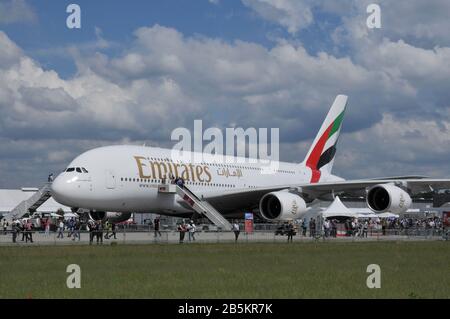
0, 227, 448, 245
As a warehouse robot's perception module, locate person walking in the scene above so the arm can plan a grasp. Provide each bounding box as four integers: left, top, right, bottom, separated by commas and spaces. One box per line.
44, 218, 51, 237
88, 220, 96, 245
301, 219, 307, 237
12, 220, 19, 243
57, 220, 64, 239
104, 221, 111, 239
111, 222, 117, 239
96, 221, 104, 244
188, 220, 196, 241
324, 219, 330, 237
309, 218, 316, 237
287, 221, 295, 243
25, 220, 33, 243
331, 219, 337, 237
232, 220, 240, 242
178, 221, 187, 243
67, 218, 75, 238
20, 220, 26, 242
154, 217, 162, 237
72, 220, 81, 241
2, 219, 7, 235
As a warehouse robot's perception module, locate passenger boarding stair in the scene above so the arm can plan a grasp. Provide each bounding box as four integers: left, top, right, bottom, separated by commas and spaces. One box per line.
158, 183, 232, 230
6, 182, 52, 222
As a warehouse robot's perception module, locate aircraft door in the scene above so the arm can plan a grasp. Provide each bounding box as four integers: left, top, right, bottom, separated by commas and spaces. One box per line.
105, 169, 116, 189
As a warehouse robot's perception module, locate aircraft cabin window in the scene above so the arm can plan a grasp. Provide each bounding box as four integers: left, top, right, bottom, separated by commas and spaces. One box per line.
76, 168, 82, 173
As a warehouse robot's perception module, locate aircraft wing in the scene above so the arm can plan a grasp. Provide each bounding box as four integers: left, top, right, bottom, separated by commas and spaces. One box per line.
204, 178, 450, 213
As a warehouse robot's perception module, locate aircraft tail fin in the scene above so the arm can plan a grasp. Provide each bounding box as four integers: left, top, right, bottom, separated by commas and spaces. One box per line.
303, 95, 348, 183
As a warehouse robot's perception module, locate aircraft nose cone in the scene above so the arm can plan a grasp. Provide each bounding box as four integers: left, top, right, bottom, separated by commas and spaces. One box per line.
51, 174, 72, 205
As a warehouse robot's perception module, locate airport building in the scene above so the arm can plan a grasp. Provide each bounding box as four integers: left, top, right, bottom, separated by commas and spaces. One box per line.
0, 185, 71, 217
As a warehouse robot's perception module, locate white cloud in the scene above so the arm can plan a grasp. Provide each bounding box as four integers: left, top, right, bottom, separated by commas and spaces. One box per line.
242, 0, 314, 34
337, 114, 450, 178
243, 0, 450, 47
1, 4, 450, 187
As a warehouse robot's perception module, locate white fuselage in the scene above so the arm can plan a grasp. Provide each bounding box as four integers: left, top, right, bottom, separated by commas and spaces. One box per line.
51, 145, 340, 216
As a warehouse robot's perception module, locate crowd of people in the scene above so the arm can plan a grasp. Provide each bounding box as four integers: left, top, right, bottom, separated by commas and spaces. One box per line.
1, 213, 447, 244
291, 216, 446, 238
1, 216, 120, 244
177, 219, 197, 243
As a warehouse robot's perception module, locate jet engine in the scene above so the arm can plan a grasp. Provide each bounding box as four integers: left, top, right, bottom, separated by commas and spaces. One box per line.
367, 184, 412, 214
259, 191, 308, 221
89, 211, 132, 223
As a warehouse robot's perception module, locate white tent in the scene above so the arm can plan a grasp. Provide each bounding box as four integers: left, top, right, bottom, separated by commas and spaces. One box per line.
63, 212, 79, 218
377, 212, 399, 218
321, 196, 357, 218
357, 213, 378, 218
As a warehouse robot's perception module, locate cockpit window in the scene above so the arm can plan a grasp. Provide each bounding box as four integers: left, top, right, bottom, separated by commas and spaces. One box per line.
76, 167, 82, 173
82, 168, 88, 173
66, 168, 75, 172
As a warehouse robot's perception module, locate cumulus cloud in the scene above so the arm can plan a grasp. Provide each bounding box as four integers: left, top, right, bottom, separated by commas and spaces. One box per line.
243, 0, 450, 48
1, 0, 450, 187
242, 0, 314, 34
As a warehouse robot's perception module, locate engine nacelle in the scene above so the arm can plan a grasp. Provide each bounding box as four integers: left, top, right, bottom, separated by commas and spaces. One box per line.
259, 191, 308, 221
367, 184, 412, 214
89, 211, 132, 223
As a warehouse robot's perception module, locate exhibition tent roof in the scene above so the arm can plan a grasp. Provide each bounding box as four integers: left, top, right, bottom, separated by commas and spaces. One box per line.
377, 212, 400, 218
357, 213, 379, 218
321, 196, 357, 218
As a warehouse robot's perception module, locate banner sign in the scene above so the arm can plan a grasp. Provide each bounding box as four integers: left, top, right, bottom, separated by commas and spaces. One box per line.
245, 212, 253, 233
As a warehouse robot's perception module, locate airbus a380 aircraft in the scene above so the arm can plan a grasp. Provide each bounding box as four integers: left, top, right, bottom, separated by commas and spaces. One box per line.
51, 95, 450, 223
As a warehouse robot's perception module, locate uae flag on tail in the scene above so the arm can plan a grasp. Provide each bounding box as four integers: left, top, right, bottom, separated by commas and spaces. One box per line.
304, 95, 347, 183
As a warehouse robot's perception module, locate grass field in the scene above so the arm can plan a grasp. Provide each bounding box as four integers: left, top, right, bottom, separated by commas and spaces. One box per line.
0, 241, 449, 298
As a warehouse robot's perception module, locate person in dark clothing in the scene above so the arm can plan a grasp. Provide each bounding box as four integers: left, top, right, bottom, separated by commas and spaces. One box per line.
309, 218, 316, 237
111, 222, 117, 239
301, 219, 307, 237
175, 177, 185, 188
20, 221, 26, 241
88, 221, 96, 245
178, 222, 187, 243
154, 217, 161, 237
12, 220, 19, 243
96, 221, 103, 244
25, 220, 33, 243
331, 219, 337, 237
287, 221, 294, 243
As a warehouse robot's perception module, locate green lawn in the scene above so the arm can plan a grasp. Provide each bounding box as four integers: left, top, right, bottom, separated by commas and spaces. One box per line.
0, 241, 449, 298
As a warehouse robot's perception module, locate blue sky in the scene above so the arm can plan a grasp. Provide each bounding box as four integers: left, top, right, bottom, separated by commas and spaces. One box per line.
1, 0, 450, 188
4, 0, 346, 78
3, 1, 273, 77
